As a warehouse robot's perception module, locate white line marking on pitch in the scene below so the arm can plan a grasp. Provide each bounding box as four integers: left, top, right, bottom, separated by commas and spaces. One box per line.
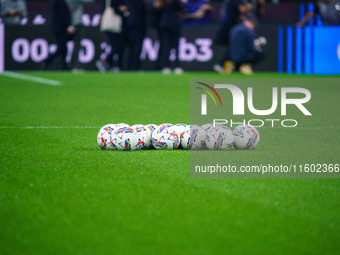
1, 71, 62, 86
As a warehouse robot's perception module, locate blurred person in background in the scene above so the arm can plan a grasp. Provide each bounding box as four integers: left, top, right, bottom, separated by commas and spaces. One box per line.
181, 0, 212, 25
96, 0, 128, 72
149, 0, 164, 70
253, 0, 266, 19
66, 0, 95, 73
125, 0, 146, 71
213, 0, 253, 74
296, 0, 340, 26
1, 0, 27, 25
42, 0, 74, 70
155, 0, 185, 74
228, 13, 264, 75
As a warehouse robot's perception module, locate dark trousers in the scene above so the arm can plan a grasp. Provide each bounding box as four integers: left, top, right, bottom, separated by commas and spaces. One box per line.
105, 31, 124, 69
214, 20, 236, 45
70, 25, 83, 69
235, 50, 264, 69
159, 28, 181, 69
218, 48, 231, 66
127, 27, 145, 71
45, 32, 70, 70
155, 28, 162, 70
215, 21, 237, 66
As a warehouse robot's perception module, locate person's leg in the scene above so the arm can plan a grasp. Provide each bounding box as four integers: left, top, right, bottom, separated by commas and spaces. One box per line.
44, 51, 55, 67
171, 28, 181, 68
159, 29, 171, 70
115, 32, 125, 70
213, 25, 233, 73
213, 49, 233, 74
45, 32, 69, 70
105, 32, 115, 68
127, 27, 145, 71
219, 48, 231, 66
58, 33, 69, 70
70, 25, 83, 70
96, 32, 116, 72
127, 27, 135, 70
155, 28, 163, 70
214, 16, 230, 45
170, 28, 183, 74
135, 28, 145, 70
215, 22, 235, 67
44, 32, 67, 68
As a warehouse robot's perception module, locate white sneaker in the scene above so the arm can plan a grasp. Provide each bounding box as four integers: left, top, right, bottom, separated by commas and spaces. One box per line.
72, 68, 84, 74
109, 67, 120, 73
174, 67, 184, 75
96, 60, 107, 73
213, 64, 224, 74
239, 64, 253, 75
162, 67, 171, 74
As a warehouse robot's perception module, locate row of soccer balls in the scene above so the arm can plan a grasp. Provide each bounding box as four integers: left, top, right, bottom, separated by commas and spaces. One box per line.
97, 123, 260, 151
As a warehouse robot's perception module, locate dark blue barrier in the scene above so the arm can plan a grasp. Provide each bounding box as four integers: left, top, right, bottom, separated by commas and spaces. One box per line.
279, 25, 340, 75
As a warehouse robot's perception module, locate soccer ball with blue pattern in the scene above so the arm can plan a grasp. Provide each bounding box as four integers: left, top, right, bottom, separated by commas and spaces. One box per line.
111, 126, 138, 151
132, 124, 152, 150
146, 124, 158, 136
206, 125, 234, 150
179, 124, 191, 149
152, 124, 180, 150
189, 125, 206, 150
97, 124, 116, 150
232, 124, 260, 149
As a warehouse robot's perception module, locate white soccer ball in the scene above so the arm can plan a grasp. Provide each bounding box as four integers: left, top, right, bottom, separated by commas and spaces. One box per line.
152, 124, 180, 150
161, 123, 173, 127
145, 124, 158, 137
206, 125, 234, 150
111, 126, 138, 151
189, 125, 206, 150
131, 124, 143, 129
133, 125, 152, 149
180, 125, 191, 149
233, 124, 260, 149
97, 124, 116, 150
174, 123, 187, 140
115, 123, 129, 128
201, 123, 215, 131
202, 123, 226, 132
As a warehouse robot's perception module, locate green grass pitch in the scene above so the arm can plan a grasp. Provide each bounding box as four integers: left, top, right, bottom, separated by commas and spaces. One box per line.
0, 72, 339, 254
